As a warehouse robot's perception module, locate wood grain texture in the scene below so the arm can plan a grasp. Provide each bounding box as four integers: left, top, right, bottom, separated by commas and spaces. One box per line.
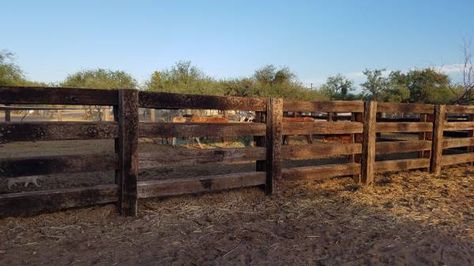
139, 91, 266, 111
376, 122, 433, 133
265, 98, 283, 194
282, 143, 362, 160
283, 101, 364, 113
282, 163, 360, 180
375, 158, 431, 173
0, 122, 118, 143
137, 172, 266, 198
376, 140, 432, 155
0, 86, 118, 105
361, 101, 377, 184
430, 105, 446, 175
377, 102, 434, 114
0, 154, 117, 178
0, 184, 118, 218
282, 121, 363, 135
139, 122, 266, 138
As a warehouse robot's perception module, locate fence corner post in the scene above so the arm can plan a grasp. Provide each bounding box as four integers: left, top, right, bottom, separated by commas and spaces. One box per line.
265, 97, 283, 195
117, 89, 139, 216
361, 101, 377, 185
430, 104, 446, 176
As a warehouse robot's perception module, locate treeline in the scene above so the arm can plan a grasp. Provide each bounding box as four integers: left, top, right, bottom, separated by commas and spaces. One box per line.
0, 50, 471, 104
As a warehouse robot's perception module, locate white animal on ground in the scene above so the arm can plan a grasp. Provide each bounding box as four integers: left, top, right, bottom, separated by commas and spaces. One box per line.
7, 176, 41, 190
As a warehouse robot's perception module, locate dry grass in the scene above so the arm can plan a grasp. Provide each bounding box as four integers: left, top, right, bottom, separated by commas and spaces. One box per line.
0, 165, 473, 265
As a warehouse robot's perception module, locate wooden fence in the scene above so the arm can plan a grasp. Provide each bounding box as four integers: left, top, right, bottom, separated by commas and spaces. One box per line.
0, 86, 473, 218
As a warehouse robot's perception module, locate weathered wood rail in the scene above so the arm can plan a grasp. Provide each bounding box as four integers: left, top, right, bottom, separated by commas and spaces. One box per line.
0, 86, 473, 218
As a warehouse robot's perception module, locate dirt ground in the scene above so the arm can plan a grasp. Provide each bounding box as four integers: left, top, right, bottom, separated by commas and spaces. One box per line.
1, 164, 473, 265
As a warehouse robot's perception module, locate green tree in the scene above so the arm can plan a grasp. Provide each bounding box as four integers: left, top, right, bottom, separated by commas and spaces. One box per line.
361, 69, 389, 101
0, 50, 25, 86
62, 68, 137, 120
320, 74, 355, 100
62, 68, 137, 89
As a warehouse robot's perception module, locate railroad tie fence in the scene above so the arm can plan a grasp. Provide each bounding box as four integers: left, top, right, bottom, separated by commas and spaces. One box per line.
0, 86, 473, 218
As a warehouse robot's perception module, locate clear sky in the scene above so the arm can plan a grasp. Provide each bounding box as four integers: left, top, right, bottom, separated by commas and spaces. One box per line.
1, 0, 474, 86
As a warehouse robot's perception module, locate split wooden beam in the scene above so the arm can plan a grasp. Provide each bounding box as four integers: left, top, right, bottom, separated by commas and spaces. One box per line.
360, 101, 377, 184
430, 105, 446, 175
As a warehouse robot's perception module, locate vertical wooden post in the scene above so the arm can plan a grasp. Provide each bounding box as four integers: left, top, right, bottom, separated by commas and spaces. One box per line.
5, 104, 11, 122
351, 112, 364, 180
430, 105, 446, 176
361, 101, 377, 185
418, 114, 430, 158
117, 89, 139, 216
265, 98, 283, 195
255, 111, 266, 171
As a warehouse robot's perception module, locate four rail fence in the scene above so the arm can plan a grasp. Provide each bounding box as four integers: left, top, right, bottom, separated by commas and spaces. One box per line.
1, 86, 473, 217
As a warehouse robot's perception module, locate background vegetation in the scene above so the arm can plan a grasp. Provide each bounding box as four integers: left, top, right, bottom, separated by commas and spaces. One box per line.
0, 49, 472, 104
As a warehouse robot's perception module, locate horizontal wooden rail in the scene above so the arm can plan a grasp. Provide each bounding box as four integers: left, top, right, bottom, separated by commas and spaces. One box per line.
137, 172, 266, 198
0, 184, 118, 218
446, 105, 474, 114
375, 158, 430, 173
0, 122, 118, 143
444, 122, 474, 131
376, 122, 433, 133
281, 143, 361, 160
282, 163, 360, 180
0, 86, 118, 106
282, 121, 363, 135
139, 147, 266, 168
139, 91, 267, 111
139, 122, 266, 138
283, 101, 364, 113
376, 140, 432, 154
377, 102, 434, 114
443, 137, 474, 148
0, 154, 117, 178
441, 153, 474, 166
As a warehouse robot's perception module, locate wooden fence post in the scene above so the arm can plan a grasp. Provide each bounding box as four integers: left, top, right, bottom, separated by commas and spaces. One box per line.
430, 105, 446, 175
255, 111, 266, 172
117, 89, 139, 216
361, 101, 377, 184
265, 98, 283, 195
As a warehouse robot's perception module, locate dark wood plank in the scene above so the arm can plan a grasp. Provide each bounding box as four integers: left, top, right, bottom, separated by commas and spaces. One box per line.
361, 101, 377, 184
443, 137, 474, 149
282, 121, 363, 135
137, 172, 266, 198
254, 111, 266, 172
139, 91, 266, 111
446, 105, 474, 114
139, 122, 266, 138
376, 140, 432, 155
117, 89, 139, 216
377, 102, 434, 114
0, 184, 118, 218
0, 86, 118, 105
0, 154, 117, 178
375, 158, 431, 173
430, 105, 446, 175
283, 101, 364, 113
376, 122, 433, 133
139, 147, 266, 168
265, 98, 283, 194
441, 153, 474, 166
282, 163, 360, 180
282, 143, 362, 160
444, 122, 474, 131
0, 122, 118, 143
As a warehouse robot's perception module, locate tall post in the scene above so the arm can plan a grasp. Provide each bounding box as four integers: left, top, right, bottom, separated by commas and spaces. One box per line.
361, 101, 377, 184
265, 98, 283, 195
430, 105, 446, 176
117, 89, 139, 216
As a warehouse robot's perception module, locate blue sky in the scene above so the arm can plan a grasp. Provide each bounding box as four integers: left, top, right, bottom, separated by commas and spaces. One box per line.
1, 0, 473, 87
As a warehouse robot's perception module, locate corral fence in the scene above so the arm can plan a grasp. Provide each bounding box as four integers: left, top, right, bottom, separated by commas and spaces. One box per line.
0, 86, 473, 218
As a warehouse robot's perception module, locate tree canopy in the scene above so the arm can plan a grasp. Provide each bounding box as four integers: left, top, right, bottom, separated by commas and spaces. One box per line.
61, 68, 137, 89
